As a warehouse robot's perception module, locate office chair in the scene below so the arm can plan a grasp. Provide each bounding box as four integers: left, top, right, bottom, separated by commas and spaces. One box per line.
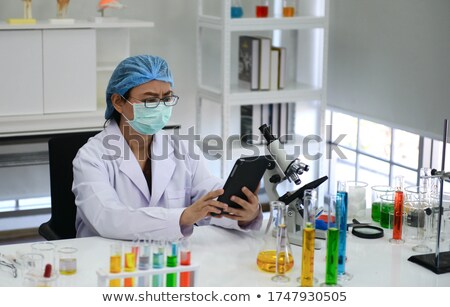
38, 131, 99, 240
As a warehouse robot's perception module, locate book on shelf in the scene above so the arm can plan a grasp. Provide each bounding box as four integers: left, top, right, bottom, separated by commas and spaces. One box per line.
240, 103, 292, 145
238, 35, 273, 91
238, 36, 260, 90
272, 47, 286, 89
240, 105, 253, 144
270, 48, 280, 91
254, 36, 272, 91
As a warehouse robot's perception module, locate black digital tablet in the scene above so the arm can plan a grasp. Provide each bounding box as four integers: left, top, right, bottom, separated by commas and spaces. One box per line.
218, 155, 274, 211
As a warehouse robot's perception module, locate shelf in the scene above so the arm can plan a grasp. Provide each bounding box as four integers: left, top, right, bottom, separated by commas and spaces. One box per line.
198, 15, 325, 31
0, 111, 106, 137
0, 19, 154, 30
198, 82, 322, 106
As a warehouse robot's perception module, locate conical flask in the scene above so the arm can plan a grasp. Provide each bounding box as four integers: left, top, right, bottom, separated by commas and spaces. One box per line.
256, 201, 294, 273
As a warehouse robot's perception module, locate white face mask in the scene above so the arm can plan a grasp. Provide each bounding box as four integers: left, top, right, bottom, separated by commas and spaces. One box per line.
123, 101, 172, 135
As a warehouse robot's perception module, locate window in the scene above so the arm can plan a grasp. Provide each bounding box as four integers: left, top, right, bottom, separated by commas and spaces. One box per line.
324, 110, 449, 197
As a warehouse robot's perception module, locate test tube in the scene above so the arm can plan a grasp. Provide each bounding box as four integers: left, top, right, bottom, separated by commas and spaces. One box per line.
152, 240, 165, 287
179, 238, 192, 287
123, 242, 137, 287
138, 239, 150, 287
337, 181, 352, 281
390, 176, 405, 244
166, 240, 178, 287
324, 195, 340, 286
109, 242, 122, 287
301, 189, 316, 287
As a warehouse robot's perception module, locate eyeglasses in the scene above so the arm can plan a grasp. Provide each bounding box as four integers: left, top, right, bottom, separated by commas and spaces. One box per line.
0, 259, 17, 278
127, 95, 179, 108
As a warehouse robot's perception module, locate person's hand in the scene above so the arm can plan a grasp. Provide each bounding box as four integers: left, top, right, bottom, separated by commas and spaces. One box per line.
180, 189, 228, 227
223, 186, 261, 227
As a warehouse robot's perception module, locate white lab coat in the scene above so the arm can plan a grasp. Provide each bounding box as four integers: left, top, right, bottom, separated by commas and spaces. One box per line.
72, 121, 262, 240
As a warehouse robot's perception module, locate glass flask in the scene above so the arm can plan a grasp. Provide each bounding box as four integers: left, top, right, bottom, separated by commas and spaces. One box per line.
283, 0, 296, 17
231, 0, 244, 18
256, 201, 294, 275
256, 0, 269, 18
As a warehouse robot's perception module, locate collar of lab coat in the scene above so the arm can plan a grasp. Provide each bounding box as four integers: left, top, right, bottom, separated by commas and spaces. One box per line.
105, 121, 175, 204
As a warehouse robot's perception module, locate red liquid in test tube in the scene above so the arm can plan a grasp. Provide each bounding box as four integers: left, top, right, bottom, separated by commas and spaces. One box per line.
180, 250, 191, 287
393, 190, 404, 240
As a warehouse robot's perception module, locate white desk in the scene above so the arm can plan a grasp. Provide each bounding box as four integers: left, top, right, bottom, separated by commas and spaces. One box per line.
1, 225, 449, 287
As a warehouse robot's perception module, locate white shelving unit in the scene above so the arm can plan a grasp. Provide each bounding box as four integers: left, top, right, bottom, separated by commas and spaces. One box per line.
196, 0, 329, 184
0, 19, 154, 137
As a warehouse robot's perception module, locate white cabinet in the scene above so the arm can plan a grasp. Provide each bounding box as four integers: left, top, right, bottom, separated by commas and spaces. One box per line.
42, 29, 96, 114
0, 20, 154, 137
0, 30, 44, 116
196, 0, 329, 183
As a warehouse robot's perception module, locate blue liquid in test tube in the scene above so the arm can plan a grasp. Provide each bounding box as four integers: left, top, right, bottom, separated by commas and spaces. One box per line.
138, 245, 150, 287
152, 247, 164, 287
337, 189, 348, 275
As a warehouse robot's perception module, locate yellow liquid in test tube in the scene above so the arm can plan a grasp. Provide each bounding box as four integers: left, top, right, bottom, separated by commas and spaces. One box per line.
124, 252, 136, 287
301, 227, 315, 287
256, 250, 294, 273
109, 255, 121, 287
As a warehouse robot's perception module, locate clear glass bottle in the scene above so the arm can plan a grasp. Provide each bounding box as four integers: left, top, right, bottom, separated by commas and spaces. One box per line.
256, 201, 294, 274
231, 0, 244, 18
282, 0, 296, 17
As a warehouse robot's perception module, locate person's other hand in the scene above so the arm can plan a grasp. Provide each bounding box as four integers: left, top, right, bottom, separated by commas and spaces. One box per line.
180, 189, 228, 227
223, 186, 261, 227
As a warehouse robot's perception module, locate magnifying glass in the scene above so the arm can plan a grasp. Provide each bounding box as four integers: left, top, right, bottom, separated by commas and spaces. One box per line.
348, 219, 384, 239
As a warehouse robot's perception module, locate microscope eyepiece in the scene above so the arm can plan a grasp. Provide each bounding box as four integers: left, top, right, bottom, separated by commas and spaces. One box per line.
259, 124, 276, 144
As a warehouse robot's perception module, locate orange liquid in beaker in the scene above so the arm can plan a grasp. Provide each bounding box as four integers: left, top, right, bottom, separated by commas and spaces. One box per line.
256, 250, 294, 273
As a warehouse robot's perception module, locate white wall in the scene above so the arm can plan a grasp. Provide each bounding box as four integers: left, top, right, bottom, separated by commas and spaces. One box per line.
328, 0, 450, 140
0, 0, 199, 131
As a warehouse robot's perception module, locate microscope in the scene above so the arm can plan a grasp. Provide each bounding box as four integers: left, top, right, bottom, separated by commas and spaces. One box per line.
259, 124, 328, 246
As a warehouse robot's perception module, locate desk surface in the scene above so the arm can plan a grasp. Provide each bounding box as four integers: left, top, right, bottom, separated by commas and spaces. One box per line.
1, 225, 450, 287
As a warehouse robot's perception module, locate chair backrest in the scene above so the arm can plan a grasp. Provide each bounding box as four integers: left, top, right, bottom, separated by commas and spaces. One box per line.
38, 131, 99, 240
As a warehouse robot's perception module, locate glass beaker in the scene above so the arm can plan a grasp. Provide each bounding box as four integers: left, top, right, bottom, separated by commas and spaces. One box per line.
347, 181, 368, 219
58, 246, 77, 276
301, 189, 316, 287
371, 186, 394, 223
283, 0, 296, 17
256, 0, 269, 18
256, 201, 294, 275
380, 194, 394, 229
231, 0, 244, 18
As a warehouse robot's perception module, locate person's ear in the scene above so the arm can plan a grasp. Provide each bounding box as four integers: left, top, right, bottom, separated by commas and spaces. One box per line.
111, 94, 126, 114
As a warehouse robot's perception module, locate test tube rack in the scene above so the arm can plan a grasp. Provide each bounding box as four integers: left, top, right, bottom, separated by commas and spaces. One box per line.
96, 263, 200, 287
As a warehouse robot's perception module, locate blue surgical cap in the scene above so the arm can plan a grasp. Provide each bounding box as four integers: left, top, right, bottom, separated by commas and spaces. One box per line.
105, 55, 174, 119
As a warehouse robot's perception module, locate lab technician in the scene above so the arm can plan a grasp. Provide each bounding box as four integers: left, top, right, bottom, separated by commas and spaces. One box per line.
72, 55, 262, 240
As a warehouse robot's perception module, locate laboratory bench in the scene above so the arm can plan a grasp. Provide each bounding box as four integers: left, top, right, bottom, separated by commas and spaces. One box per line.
0, 223, 449, 287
